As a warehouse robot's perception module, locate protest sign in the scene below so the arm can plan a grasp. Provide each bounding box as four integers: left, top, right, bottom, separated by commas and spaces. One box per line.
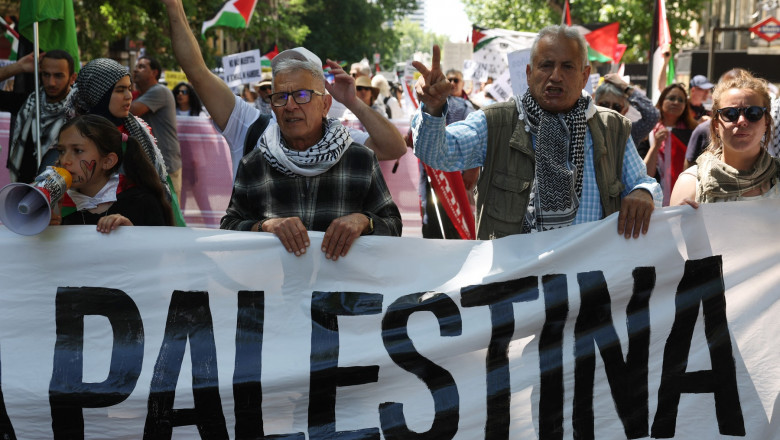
221, 49, 262, 88
506, 48, 531, 98
164, 71, 188, 89
0, 201, 777, 439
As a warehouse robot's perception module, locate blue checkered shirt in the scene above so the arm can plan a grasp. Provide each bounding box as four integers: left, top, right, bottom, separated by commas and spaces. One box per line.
411, 101, 662, 225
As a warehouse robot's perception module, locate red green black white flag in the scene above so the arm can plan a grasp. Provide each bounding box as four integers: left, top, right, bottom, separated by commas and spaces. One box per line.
201, 0, 259, 35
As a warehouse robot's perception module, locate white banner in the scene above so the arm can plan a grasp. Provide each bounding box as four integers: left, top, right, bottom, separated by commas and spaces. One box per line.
0, 201, 778, 439
221, 49, 263, 88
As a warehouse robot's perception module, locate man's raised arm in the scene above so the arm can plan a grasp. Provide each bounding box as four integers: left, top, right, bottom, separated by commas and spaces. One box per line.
324, 60, 406, 160
161, 0, 236, 130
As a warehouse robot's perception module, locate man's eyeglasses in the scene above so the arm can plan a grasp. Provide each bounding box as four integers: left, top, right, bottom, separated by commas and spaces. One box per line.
269, 89, 325, 107
664, 95, 685, 103
716, 106, 767, 123
174, 89, 189, 95
447, 77, 460, 84
356, 86, 372, 92
597, 102, 624, 113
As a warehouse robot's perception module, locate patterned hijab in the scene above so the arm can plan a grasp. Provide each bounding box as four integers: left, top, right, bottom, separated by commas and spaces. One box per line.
68, 58, 168, 184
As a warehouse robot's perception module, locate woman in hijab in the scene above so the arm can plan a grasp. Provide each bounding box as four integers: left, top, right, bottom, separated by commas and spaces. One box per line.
69, 58, 185, 225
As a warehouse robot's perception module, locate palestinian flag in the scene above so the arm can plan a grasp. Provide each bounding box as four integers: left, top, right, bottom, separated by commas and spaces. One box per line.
647, 0, 673, 103
561, 0, 572, 26
259, 45, 278, 71
579, 22, 620, 63
201, 0, 259, 35
0, 16, 19, 60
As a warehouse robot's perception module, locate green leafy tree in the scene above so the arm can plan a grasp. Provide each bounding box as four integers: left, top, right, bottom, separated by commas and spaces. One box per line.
299, 0, 418, 69
392, 18, 447, 66
461, 0, 706, 62
72, 0, 310, 69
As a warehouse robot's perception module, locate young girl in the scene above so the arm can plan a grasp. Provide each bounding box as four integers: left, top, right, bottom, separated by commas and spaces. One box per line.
53, 114, 174, 232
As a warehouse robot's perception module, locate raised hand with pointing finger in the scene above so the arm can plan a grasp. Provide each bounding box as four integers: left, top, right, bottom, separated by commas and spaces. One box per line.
412, 45, 452, 117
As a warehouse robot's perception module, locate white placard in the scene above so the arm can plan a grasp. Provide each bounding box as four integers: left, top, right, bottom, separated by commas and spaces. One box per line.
221, 49, 263, 88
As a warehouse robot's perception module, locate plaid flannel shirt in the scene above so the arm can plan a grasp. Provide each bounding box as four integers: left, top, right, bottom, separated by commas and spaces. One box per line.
412, 100, 662, 226
221, 142, 402, 236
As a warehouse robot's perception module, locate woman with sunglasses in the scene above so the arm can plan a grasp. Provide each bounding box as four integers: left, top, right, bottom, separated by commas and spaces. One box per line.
670, 72, 779, 205
638, 83, 699, 204
172, 82, 206, 117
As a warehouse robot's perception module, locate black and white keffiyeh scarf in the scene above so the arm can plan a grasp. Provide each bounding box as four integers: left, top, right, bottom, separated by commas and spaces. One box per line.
257, 117, 352, 177
8, 87, 72, 181
518, 90, 589, 232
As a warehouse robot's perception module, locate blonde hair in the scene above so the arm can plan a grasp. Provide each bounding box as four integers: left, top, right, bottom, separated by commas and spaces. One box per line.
707, 72, 773, 154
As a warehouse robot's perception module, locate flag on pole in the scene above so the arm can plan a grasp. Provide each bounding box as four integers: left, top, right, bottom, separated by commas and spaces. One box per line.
18, 0, 80, 71
0, 17, 19, 60
561, 0, 572, 26
647, 0, 672, 103
201, 0, 259, 35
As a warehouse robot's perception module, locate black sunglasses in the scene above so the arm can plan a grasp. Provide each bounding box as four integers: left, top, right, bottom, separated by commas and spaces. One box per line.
716, 106, 766, 123
356, 86, 372, 92
258, 85, 272, 92
175, 89, 189, 95
447, 77, 460, 84
598, 102, 624, 113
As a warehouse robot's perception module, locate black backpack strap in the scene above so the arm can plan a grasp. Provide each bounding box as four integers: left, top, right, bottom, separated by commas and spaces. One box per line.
384, 96, 392, 118
243, 114, 272, 157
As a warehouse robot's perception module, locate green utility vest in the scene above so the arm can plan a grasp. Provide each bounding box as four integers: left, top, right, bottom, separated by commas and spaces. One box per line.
476, 100, 631, 240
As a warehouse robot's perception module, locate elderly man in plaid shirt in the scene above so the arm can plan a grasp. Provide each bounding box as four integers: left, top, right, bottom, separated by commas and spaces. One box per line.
163, 0, 403, 261
412, 25, 662, 240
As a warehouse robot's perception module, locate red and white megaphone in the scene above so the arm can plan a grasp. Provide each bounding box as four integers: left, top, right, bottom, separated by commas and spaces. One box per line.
0, 166, 73, 235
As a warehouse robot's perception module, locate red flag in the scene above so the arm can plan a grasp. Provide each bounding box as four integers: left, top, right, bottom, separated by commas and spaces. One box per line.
658, 129, 688, 205
423, 164, 476, 240
562, 0, 572, 26
613, 43, 627, 65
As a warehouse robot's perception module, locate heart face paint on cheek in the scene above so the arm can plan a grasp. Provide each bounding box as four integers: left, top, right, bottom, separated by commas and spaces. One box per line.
80, 160, 97, 183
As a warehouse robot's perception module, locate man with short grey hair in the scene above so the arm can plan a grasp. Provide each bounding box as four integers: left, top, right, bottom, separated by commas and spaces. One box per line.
412, 25, 662, 240
162, 0, 401, 259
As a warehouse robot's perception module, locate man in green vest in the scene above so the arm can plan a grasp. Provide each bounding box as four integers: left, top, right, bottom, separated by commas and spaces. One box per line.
411, 25, 662, 240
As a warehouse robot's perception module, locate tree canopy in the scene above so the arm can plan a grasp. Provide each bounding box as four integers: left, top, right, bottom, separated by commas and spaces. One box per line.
71, 0, 419, 70
461, 0, 707, 62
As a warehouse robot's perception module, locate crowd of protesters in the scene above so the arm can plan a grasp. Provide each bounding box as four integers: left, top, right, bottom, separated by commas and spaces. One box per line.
1, 13, 779, 256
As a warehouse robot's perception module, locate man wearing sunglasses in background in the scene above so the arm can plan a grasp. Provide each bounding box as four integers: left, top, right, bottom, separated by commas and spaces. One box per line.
594, 73, 660, 146
252, 72, 274, 116
163, 0, 402, 260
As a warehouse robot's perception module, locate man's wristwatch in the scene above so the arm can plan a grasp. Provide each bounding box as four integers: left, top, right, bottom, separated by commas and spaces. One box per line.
364, 214, 374, 234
